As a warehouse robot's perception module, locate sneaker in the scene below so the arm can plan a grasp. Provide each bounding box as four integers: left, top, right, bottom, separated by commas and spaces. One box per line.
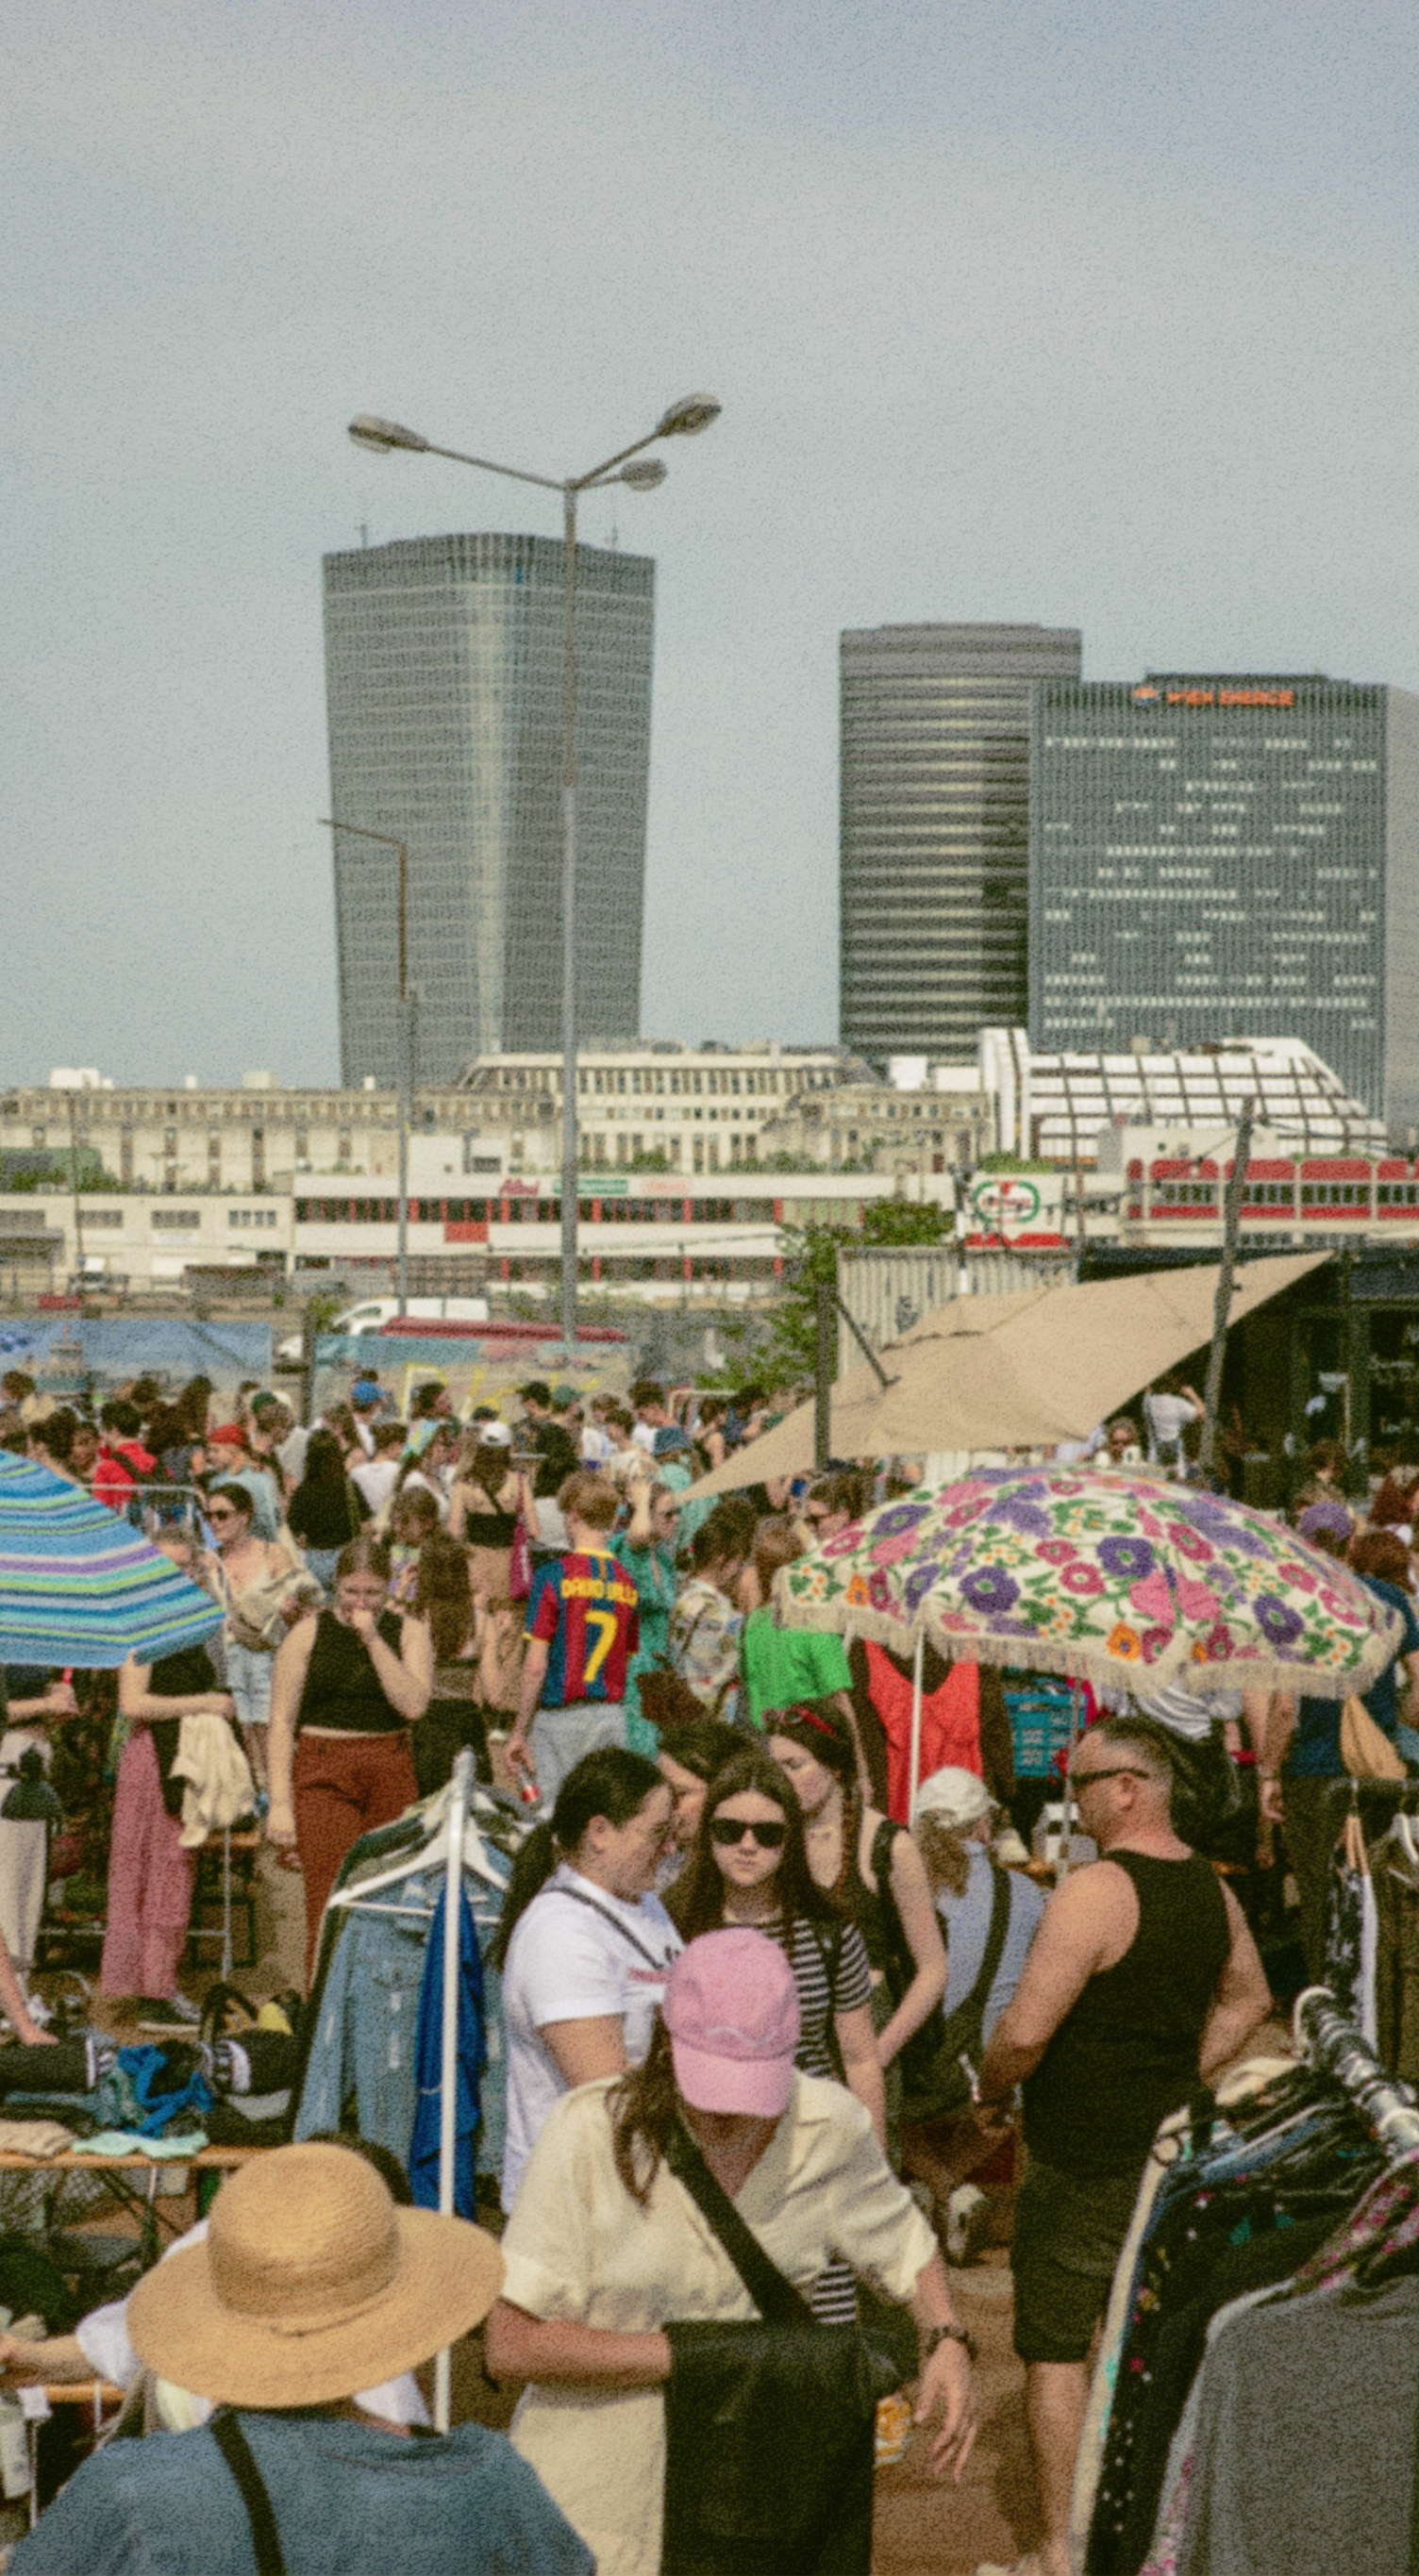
136, 1995, 202, 2033
943, 2182, 992, 2267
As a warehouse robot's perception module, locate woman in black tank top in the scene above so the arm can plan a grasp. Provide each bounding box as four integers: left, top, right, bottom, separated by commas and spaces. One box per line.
765, 1701, 945, 2140
266, 1535, 432, 1985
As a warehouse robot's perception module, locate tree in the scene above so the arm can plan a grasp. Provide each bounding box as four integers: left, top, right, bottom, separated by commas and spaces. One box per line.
761, 1196, 954, 1378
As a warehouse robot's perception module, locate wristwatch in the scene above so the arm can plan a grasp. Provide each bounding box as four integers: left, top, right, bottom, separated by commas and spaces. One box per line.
920, 2321, 978, 2366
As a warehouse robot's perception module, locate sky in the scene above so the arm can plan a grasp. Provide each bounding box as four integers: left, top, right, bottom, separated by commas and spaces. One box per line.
4, 0, 1417, 1088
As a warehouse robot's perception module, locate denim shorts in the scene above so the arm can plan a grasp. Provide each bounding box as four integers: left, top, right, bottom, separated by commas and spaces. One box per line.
225, 1640, 274, 1729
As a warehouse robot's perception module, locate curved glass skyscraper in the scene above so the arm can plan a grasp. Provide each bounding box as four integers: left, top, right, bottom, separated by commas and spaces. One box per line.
324, 532, 655, 1085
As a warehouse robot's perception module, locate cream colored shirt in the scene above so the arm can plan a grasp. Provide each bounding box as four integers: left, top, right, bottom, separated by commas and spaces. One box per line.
501, 2070, 936, 2576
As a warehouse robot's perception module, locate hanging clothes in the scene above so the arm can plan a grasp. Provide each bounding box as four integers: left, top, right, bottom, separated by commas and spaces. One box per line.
1372, 1815, 1419, 2086
292, 1805, 513, 2184
860, 1643, 981, 1823
1324, 1808, 1378, 2046
1076, 2008, 1419, 2576
409, 1878, 486, 2219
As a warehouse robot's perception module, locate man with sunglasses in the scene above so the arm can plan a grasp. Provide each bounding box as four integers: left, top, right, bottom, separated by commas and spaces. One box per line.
970, 1715, 1269, 2576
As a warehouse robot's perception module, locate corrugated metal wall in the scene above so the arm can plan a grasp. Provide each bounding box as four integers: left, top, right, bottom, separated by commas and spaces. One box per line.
837, 1245, 1073, 1372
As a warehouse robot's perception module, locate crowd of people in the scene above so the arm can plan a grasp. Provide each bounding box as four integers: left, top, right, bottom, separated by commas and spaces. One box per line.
5, 1351, 1419, 2572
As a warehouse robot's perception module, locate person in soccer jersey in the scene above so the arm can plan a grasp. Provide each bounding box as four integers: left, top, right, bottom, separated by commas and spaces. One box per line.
507, 1473, 642, 1806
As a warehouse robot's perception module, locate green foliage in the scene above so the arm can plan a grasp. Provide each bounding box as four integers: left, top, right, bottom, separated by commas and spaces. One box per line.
860, 1199, 956, 1248
976, 1153, 1054, 1174
760, 1196, 954, 1377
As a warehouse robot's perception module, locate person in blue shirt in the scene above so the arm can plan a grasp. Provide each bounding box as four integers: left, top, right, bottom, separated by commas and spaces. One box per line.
1264, 1515, 1419, 1981
10, 2141, 592, 2576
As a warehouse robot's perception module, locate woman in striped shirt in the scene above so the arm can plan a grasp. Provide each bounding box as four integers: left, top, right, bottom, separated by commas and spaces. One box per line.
670, 1747, 885, 2320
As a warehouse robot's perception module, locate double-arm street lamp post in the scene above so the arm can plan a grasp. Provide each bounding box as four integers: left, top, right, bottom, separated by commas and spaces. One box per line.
317, 818, 411, 1314
346, 396, 721, 1350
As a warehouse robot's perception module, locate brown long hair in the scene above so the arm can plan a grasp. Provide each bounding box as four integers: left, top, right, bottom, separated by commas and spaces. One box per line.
671, 1747, 843, 1939
763, 1699, 861, 1905
914, 1814, 972, 1900
413, 1533, 476, 1661
609, 2019, 680, 2206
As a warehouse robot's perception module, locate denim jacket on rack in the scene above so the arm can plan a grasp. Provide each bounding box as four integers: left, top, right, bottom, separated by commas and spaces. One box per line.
293, 1840, 511, 2180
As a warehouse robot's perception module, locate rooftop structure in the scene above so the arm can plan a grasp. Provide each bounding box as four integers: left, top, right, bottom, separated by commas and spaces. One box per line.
979, 1027, 1387, 1165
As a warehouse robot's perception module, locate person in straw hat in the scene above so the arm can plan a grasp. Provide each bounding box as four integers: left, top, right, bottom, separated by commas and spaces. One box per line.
9, 2142, 593, 2576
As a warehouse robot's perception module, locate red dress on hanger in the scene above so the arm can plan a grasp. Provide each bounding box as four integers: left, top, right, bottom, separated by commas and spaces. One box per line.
862, 1641, 982, 1822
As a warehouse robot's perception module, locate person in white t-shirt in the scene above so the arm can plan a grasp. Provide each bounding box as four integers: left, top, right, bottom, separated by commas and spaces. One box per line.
493, 1747, 680, 2209
1143, 1376, 1204, 1474
352, 1421, 408, 1519
628, 1382, 669, 1456
579, 1397, 614, 1469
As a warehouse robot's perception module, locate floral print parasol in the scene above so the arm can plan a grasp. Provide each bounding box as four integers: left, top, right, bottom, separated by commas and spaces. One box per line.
775, 1467, 1403, 1700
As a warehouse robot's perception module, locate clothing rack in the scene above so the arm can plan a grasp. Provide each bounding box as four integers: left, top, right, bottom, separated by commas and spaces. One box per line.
323, 1751, 482, 2432
433, 1746, 474, 2435
1294, 1983, 1419, 2156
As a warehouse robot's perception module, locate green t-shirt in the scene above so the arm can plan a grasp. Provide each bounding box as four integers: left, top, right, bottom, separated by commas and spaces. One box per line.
741, 1604, 852, 1730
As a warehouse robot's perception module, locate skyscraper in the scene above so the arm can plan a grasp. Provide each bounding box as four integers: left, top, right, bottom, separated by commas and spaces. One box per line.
324, 532, 655, 1085
839, 622, 1082, 1065
1028, 673, 1419, 1135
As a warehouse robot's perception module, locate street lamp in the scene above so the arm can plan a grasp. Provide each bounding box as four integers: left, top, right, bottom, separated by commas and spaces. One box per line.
317, 819, 412, 1314
346, 395, 721, 1350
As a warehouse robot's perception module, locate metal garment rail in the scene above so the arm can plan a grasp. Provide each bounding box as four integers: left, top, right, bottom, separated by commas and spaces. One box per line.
434, 1747, 474, 2435
1294, 1984, 1419, 2156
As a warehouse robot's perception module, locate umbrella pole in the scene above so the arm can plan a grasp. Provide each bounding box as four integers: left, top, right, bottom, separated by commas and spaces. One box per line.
909, 1632, 926, 1814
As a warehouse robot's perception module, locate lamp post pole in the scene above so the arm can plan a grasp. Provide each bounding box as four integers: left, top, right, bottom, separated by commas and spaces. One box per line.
319, 819, 411, 1314
346, 397, 721, 1350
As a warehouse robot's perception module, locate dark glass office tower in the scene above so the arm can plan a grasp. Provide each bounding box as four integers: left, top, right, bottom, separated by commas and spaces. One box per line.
324, 533, 655, 1084
1028, 674, 1419, 1135
839, 623, 1082, 1065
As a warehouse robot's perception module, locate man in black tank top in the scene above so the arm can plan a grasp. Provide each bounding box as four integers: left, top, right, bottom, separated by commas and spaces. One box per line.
972, 1714, 1270, 2576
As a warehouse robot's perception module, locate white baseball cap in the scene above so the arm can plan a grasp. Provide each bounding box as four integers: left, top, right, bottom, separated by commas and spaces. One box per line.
911, 1768, 997, 1833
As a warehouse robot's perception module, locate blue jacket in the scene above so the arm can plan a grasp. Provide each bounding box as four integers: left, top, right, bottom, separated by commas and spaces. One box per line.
11, 2412, 593, 2576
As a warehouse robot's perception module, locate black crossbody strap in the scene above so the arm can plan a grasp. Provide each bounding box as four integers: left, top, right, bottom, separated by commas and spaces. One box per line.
211, 2413, 287, 2576
664, 2122, 817, 2328
968, 1865, 1013, 2017
554, 1884, 674, 1976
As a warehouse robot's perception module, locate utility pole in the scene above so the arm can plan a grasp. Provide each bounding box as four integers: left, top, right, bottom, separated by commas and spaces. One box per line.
1198, 1097, 1256, 1485
814, 1277, 835, 1472
66, 1093, 85, 1295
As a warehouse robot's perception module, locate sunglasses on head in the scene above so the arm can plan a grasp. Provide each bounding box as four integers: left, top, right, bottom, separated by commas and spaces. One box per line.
710, 1817, 787, 1851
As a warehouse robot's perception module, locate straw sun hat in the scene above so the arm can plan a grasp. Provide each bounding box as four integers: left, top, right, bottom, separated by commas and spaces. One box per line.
126, 2143, 504, 2409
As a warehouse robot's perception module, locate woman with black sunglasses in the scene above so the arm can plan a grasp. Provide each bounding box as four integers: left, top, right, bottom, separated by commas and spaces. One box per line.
672, 1748, 885, 2319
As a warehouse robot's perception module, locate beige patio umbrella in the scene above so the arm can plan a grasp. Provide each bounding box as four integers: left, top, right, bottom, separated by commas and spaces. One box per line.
682, 1251, 1326, 1500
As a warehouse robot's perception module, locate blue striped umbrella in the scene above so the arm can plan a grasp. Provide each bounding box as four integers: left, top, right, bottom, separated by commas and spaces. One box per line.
0, 1452, 225, 1668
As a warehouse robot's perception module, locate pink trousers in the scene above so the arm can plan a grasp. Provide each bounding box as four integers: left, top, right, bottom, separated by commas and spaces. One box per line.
100, 1729, 197, 2000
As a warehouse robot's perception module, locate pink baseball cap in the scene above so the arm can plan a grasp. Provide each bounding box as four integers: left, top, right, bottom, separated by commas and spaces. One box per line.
662, 1930, 800, 2118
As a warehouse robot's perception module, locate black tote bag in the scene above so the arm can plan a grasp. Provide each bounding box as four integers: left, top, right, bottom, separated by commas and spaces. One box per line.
659, 2123, 904, 2576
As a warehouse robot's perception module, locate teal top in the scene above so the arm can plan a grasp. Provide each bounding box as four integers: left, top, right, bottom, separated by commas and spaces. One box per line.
619, 1537, 680, 1752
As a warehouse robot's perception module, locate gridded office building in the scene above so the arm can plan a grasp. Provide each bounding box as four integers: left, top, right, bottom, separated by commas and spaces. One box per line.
1028, 674, 1419, 1136
840, 623, 1083, 1066
324, 533, 655, 1084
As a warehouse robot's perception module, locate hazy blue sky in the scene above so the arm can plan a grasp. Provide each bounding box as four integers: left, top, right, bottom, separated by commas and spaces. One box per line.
5, 0, 1417, 1085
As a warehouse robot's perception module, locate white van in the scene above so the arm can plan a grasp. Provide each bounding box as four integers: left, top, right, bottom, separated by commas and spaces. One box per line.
332, 1296, 491, 1335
